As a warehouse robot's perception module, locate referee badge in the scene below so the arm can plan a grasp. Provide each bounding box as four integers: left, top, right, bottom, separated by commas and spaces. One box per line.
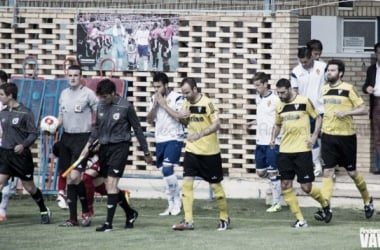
113, 113, 120, 120
12, 117, 19, 125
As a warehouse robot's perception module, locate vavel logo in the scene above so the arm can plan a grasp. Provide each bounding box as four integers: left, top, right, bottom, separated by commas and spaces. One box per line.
360, 228, 380, 248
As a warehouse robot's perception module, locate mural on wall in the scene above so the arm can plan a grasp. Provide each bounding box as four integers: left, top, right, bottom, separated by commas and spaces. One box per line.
76, 13, 179, 72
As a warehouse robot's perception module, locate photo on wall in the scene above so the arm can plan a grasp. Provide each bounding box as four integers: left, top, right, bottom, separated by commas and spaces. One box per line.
76, 13, 179, 72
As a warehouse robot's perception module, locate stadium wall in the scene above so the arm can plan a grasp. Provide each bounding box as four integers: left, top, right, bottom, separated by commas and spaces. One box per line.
0, 7, 373, 179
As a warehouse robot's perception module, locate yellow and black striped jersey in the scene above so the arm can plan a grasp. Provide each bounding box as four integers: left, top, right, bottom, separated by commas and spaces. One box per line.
275, 95, 318, 153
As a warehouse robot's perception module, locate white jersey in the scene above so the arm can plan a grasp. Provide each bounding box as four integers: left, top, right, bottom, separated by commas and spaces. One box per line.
135, 29, 150, 46
291, 60, 326, 114
256, 91, 280, 145
149, 91, 185, 143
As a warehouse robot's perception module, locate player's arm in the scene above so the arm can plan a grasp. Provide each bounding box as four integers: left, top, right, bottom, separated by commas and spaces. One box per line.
270, 124, 281, 148
187, 112, 220, 142
310, 114, 321, 147
335, 103, 368, 118
146, 96, 158, 125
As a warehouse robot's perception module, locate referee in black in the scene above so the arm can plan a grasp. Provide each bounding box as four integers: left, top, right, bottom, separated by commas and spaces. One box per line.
81, 78, 153, 232
0, 83, 51, 224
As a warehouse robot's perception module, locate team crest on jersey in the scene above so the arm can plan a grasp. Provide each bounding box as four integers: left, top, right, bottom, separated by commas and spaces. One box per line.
338, 89, 343, 95
198, 106, 202, 113
12, 117, 19, 125
294, 104, 299, 110
113, 113, 120, 120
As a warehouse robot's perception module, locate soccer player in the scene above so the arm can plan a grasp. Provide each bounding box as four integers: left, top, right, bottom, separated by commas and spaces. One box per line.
271, 78, 332, 228
81, 78, 153, 232
362, 42, 380, 174
172, 77, 230, 231
247, 72, 282, 213
147, 72, 184, 216
317, 59, 374, 220
0, 69, 10, 221
291, 47, 326, 177
0, 83, 51, 224
58, 65, 98, 227
306, 39, 324, 61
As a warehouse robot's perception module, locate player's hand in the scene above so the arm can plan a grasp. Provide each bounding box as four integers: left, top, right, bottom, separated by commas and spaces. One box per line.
334, 111, 346, 119
305, 137, 316, 149
366, 86, 374, 94
269, 139, 276, 149
155, 93, 166, 106
14, 144, 24, 154
144, 153, 153, 165
187, 133, 202, 142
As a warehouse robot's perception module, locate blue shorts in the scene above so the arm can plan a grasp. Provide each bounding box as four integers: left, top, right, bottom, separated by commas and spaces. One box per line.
155, 140, 183, 168
138, 45, 149, 57
255, 144, 279, 172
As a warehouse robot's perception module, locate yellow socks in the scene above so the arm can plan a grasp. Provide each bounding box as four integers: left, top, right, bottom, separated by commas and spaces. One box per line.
283, 188, 304, 221
309, 185, 328, 207
182, 180, 194, 222
321, 177, 334, 202
210, 183, 229, 221
353, 175, 370, 204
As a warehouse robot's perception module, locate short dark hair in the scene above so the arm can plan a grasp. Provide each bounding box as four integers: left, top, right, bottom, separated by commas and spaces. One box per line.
307, 39, 323, 51
374, 42, 380, 53
297, 47, 312, 59
96, 78, 116, 96
276, 78, 291, 89
153, 72, 169, 85
326, 59, 345, 78
252, 72, 269, 84
0, 82, 18, 100
180, 77, 197, 89
68, 64, 82, 75
0, 70, 8, 84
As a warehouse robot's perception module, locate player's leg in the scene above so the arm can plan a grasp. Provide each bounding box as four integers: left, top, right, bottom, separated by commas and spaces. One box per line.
172, 152, 195, 231
22, 179, 51, 224
278, 153, 307, 228
160, 141, 182, 216
201, 153, 229, 230
266, 145, 282, 212
96, 142, 135, 232
83, 170, 97, 216
0, 181, 10, 221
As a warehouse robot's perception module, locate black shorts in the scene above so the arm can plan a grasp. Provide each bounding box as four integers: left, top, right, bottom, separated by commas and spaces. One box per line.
321, 133, 356, 171
98, 142, 130, 178
0, 148, 35, 181
58, 132, 90, 172
183, 152, 223, 183
278, 151, 315, 183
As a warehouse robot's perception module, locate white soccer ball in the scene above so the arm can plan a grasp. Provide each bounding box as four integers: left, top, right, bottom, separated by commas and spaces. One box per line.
40, 116, 59, 134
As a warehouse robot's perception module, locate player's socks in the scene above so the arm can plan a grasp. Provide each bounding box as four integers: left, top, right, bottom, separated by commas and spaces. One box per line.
57, 172, 67, 191
309, 185, 328, 207
283, 188, 304, 221
118, 191, 133, 214
83, 174, 95, 213
31, 188, 48, 212
67, 184, 78, 221
321, 177, 334, 201
77, 181, 89, 214
210, 183, 229, 221
95, 183, 107, 195
353, 175, 370, 204
270, 175, 282, 205
182, 180, 194, 222
105, 193, 118, 225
